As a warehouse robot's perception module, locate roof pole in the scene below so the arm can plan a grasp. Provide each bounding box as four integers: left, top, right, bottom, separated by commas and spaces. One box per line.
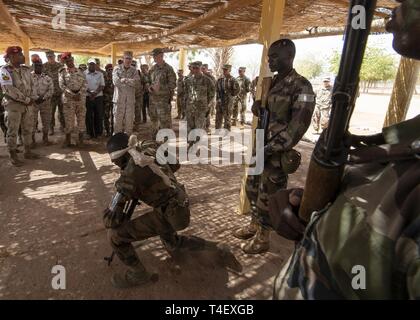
383, 57, 420, 127
179, 48, 187, 73
22, 35, 30, 66
238, 0, 286, 214
111, 43, 117, 66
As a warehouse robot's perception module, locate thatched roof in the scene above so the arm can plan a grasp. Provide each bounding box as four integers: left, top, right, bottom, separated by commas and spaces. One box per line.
0, 0, 397, 57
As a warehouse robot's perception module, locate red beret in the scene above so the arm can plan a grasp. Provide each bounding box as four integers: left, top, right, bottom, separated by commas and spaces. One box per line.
60, 52, 73, 62
4, 46, 22, 59
105, 63, 113, 69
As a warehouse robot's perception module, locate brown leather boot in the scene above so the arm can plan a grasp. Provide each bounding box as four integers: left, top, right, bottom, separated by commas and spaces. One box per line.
9, 150, 23, 167
232, 217, 258, 240
241, 225, 270, 255
24, 146, 40, 160
62, 133, 71, 148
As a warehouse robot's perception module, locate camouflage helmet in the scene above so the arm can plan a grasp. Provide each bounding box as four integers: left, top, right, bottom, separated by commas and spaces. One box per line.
280, 149, 301, 174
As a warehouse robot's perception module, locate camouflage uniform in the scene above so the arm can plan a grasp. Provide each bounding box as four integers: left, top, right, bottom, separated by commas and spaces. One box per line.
32, 72, 54, 135
274, 115, 420, 300
58, 66, 87, 136
312, 85, 332, 132
112, 65, 140, 135
250, 77, 259, 102
215, 75, 240, 131
176, 74, 185, 119
149, 62, 177, 137
203, 72, 217, 130
43, 61, 65, 132
103, 71, 114, 135
232, 75, 251, 125
134, 70, 144, 132
0, 63, 36, 153
141, 71, 151, 123
0, 89, 7, 142
240, 69, 315, 254
184, 73, 216, 133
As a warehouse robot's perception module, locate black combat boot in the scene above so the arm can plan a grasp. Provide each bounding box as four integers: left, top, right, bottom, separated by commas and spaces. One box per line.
42, 132, 51, 146
111, 261, 158, 289
9, 150, 23, 167
23, 145, 40, 160
62, 133, 71, 148
78, 132, 84, 146
30, 133, 36, 148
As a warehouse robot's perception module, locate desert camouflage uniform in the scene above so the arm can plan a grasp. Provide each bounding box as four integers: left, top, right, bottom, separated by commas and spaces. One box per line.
232, 75, 251, 125
176, 75, 185, 119
58, 67, 87, 135
274, 115, 420, 300
184, 73, 216, 133
149, 62, 176, 137
103, 71, 114, 135
203, 72, 217, 130
215, 75, 240, 131
112, 65, 139, 135
106, 141, 228, 269
32, 72, 54, 135
244, 69, 315, 252
0, 63, 36, 152
134, 70, 144, 132
43, 61, 65, 131
312, 85, 332, 132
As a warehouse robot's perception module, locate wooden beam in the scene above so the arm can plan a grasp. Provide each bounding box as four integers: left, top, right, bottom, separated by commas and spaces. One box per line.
178, 48, 187, 73
111, 43, 117, 66
22, 36, 30, 66
383, 57, 420, 127
0, 0, 34, 47
239, 0, 286, 215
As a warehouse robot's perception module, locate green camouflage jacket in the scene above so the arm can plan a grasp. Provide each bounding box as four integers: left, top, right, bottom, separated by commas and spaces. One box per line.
43, 61, 63, 96
184, 73, 216, 112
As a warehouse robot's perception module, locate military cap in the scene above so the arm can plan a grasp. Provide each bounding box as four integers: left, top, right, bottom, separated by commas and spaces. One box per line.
202, 63, 209, 68
87, 58, 96, 64
105, 63, 113, 70
152, 48, 164, 56
191, 61, 202, 68
140, 64, 148, 68
4, 46, 22, 59
239, 67, 246, 71
222, 64, 232, 70
79, 63, 87, 68
60, 52, 73, 62
323, 77, 331, 82
123, 51, 133, 58
45, 50, 55, 57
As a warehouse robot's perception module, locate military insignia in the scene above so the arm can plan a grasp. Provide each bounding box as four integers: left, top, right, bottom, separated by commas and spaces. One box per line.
2, 74, 10, 81
0, 68, 13, 86
298, 94, 315, 102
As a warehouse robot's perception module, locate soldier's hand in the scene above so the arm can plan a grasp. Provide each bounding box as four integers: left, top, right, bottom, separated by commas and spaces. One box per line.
251, 100, 262, 117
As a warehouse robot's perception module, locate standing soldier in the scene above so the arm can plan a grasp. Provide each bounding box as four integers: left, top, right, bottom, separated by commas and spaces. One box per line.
232, 67, 251, 128
175, 69, 185, 120
233, 39, 315, 254
132, 60, 144, 132
202, 63, 217, 132
312, 77, 333, 134
112, 51, 139, 135
59, 52, 87, 147
250, 76, 259, 103
0, 46, 39, 166
148, 48, 177, 138
215, 64, 239, 131
140, 64, 150, 123
43, 50, 65, 136
103, 64, 114, 136
31, 57, 54, 146
184, 61, 215, 142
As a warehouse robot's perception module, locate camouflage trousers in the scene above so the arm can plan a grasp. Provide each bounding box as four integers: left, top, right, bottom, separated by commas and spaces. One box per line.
4, 102, 33, 152
134, 93, 145, 131
103, 95, 113, 135
0, 104, 7, 141
215, 100, 233, 131
186, 107, 208, 133
232, 95, 247, 125
246, 163, 288, 228
206, 98, 216, 130
312, 106, 330, 132
50, 93, 65, 130
32, 99, 52, 135
113, 101, 135, 135
63, 95, 86, 135
149, 95, 172, 138
108, 195, 219, 267
176, 95, 185, 119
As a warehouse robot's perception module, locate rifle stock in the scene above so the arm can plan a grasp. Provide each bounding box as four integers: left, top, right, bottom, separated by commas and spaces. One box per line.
298, 0, 377, 222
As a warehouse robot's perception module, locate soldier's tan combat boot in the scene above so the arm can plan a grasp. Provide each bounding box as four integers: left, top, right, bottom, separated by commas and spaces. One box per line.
241, 225, 270, 255
232, 218, 258, 240
9, 150, 23, 167
23, 146, 40, 160
62, 134, 72, 148
111, 262, 158, 289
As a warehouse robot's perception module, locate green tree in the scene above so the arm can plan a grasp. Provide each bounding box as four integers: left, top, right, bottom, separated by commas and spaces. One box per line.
295, 55, 324, 80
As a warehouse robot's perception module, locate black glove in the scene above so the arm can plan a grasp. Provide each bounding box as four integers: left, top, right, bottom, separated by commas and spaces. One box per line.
251, 100, 261, 117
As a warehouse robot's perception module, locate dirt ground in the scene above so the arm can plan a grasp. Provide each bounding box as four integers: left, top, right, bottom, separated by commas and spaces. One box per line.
0, 113, 314, 300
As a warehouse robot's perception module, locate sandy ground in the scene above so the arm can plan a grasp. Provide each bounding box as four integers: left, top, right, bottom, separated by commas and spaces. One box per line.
0, 92, 418, 300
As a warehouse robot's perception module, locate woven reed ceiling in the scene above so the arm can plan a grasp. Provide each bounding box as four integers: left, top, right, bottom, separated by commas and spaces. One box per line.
0, 0, 397, 57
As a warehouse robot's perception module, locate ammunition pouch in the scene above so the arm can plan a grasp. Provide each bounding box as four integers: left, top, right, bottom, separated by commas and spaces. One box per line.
164, 185, 190, 231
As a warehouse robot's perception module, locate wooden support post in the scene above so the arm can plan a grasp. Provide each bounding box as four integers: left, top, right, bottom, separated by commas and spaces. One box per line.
22, 36, 30, 67
238, 0, 286, 215
384, 57, 420, 127
111, 43, 117, 66
179, 48, 187, 73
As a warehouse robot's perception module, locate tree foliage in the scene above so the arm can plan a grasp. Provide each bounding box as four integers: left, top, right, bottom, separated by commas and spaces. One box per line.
295, 56, 324, 80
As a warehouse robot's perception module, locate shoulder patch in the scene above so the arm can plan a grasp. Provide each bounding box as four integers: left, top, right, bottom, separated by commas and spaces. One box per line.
0, 67, 13, 86
298, 93, 315, 103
